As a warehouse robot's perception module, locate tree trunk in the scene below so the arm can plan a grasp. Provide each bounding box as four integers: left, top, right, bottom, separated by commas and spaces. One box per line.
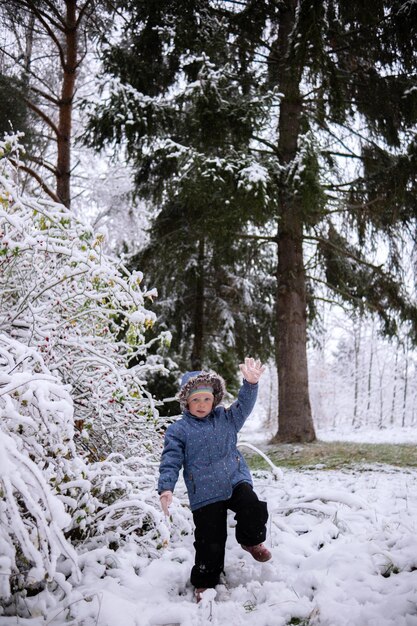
22, 12, 35, 76
378, 362, 385, 429
56, 0, 78, 208
390, 348, 399, 426
402, 338, 409, 427
352, 316, 361, 428
271, 0, 316, 443
365, 322, 375, 425
273, 214, 316, 442
190, 237, 205, 370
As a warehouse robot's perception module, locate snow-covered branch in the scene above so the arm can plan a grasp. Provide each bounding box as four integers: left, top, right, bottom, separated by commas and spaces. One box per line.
0, 134, 173, 616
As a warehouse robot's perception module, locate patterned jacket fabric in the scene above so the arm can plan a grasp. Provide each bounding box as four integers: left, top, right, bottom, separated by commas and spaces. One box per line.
158, 376, 258, 511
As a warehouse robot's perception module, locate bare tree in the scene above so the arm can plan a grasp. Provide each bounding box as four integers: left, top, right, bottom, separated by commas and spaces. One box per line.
0, 0, 106, 207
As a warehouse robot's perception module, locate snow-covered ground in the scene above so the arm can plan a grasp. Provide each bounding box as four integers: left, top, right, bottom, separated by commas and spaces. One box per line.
5, 461, 417, 626
318, 426, 417, 445
2, 398, 417, 626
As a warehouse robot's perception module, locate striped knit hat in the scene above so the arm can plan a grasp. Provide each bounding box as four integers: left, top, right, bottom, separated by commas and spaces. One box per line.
178, 370, 225, 410
187, 384, 214, 400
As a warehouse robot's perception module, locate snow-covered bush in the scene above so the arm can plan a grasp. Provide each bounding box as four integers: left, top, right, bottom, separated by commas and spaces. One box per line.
0, 332, 172, 614
0, 134, 174, 613
0, 334, 80, 602
0, 134, 170, 457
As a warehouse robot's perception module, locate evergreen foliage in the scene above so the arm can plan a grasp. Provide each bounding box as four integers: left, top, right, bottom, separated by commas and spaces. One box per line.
86, 0, 417, 439
0, 74, 34, 144
86, 10, 277, 388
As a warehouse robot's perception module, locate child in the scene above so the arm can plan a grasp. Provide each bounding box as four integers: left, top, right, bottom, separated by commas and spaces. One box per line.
158, 357, 271, 602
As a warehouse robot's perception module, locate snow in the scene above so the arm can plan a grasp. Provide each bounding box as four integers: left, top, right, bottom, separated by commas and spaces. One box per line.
241, 423, 417, 446
3, 432, 417, 626
238, 163, 270, 191
1, 343, 416, 625
318, 426, 417, 445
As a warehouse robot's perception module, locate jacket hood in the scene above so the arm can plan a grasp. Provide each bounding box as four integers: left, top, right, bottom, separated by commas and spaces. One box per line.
178, 370, 226, 410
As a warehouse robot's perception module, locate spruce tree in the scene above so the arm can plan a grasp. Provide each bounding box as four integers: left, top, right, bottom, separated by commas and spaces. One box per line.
87, 0, 417, 441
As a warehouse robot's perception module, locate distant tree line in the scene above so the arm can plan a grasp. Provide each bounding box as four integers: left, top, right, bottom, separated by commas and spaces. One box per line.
302, 311, 416, 431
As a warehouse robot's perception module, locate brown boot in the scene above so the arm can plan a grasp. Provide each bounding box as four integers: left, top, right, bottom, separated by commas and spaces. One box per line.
194, 587, 208, 603
241, 543, 272, 562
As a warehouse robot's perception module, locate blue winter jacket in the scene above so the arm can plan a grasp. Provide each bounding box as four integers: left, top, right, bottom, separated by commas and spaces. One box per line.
158, 379, 258, 511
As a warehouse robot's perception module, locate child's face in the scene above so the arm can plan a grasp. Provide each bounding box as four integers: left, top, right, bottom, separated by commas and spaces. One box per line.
187, 394, 214, 418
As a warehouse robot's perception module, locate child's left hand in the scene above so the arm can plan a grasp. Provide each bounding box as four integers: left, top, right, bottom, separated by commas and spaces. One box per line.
160, 490, 173, 516
239, 357, 266, 384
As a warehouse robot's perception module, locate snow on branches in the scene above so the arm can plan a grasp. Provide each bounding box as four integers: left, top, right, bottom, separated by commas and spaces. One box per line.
0, 334, 80, 601
0, 134, 172, 614
0, 134, 170, 459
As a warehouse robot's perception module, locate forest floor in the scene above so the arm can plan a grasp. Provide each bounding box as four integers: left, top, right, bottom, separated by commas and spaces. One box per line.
3, 429, 417, 626
18, 459, 414, 626
244, 439, 417, 471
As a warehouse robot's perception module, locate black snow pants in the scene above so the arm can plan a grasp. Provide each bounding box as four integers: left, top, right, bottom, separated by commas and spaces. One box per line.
190, 482, 269, 589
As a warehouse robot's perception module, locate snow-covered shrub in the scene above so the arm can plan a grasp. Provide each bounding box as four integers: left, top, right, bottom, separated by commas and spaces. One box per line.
0, 134, 170, 457
0, 332, 171, 610
0, 334, 80, 604
0, 134, 174, 612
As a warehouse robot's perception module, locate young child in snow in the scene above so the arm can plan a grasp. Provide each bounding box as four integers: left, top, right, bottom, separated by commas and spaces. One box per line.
158, 357, 271, 602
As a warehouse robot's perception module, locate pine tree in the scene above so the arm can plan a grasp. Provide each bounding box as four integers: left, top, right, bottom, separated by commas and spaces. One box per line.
86, 0, 417, 441
132, 194, 275, 394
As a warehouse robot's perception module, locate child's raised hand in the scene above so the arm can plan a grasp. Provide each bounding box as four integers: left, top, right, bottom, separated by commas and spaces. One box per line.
239, 357, 266, 384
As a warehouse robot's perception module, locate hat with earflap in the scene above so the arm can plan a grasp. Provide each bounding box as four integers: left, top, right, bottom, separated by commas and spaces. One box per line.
178, 370, 225, 410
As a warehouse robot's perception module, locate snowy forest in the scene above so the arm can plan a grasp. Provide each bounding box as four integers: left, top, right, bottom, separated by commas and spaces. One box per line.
1, 1, 417, 625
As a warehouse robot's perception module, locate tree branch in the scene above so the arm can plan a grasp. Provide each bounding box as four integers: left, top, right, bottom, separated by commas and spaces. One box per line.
304, 233, 384, 272
76, 0, 95, 29
23, 0, 66, 32
24, 98, 60, 136
8, 159, 59, 203
236, 232, 278, 243
26, 154, 57, 176
28, 84, 60, 106
22, 1, 66, 67
252, 135, 279, 154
